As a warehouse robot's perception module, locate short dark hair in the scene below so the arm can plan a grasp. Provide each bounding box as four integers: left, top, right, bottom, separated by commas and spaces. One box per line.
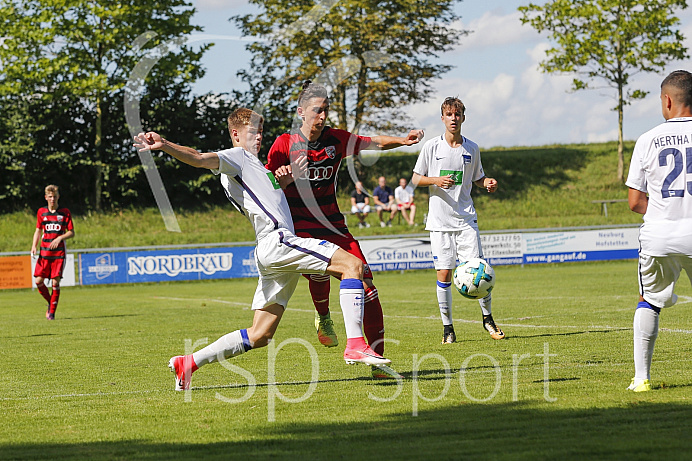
661, 70, 692, 108
441, 96, 465, 115
298, 80, 329, 107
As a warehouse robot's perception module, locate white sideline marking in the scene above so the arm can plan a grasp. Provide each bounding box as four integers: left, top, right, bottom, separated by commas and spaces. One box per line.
150, 296, 692, 333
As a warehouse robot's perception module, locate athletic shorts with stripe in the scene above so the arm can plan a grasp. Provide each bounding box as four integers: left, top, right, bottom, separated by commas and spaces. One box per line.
34, 256, 66, 280
430, 224, 483, 270
296, 231, 373, 279
638, 253, 692, 308
252, 229, 340, 310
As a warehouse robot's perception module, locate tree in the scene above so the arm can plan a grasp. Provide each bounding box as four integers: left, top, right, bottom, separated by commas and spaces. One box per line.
233, 0, 466, 149
0, 0, 207, 211
519, 0, 688, 182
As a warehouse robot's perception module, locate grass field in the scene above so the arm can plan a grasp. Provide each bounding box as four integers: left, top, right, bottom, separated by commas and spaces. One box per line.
2, 260, 691, 460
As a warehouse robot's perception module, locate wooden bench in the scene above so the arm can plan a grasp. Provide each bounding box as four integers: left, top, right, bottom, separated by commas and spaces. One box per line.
591, 199, 628, 218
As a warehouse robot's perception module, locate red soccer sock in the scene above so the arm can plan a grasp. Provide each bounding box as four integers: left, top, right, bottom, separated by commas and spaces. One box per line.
37, 283, 51, 304
309, 276, 331, 317
363, 286, 385, 356
49, 286, 60, 314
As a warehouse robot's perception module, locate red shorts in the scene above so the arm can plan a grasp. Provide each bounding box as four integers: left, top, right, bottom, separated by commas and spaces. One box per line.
34, 256, 66, 280
297, 231, 373, 279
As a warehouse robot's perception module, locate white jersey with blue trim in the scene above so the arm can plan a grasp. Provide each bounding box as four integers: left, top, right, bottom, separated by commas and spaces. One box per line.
626, 117, 692, 256
413, 134, 485, 231
213, 147, 295, 240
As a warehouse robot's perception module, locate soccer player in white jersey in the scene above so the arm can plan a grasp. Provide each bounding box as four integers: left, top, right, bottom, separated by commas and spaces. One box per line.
133, 108, 390, 391
625, 70, 692, 392
412, 97, 505, 344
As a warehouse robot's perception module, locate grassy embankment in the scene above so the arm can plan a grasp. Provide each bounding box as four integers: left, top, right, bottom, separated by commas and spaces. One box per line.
1, 141, 641, 252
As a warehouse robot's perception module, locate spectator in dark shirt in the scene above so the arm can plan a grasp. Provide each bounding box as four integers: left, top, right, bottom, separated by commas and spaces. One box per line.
350, 181, 371, 228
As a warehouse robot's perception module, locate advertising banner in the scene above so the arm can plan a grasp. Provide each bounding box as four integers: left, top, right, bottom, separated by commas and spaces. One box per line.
522, 228, 639, 264
0, 256, 32, 290
79, 246, 258, 285
359, 238, 435, 272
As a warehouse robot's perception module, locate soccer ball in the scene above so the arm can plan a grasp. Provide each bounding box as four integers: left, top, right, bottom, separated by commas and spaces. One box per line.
453, 258, 495, 299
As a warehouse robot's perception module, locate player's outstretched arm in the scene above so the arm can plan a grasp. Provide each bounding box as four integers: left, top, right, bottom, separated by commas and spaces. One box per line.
133, 132, 220, 170
411, 172, 455, 189
370, 129, 424, 150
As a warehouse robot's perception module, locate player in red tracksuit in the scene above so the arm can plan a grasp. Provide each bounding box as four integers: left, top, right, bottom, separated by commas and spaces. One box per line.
267, 80, 423, 378
31, 185, 74, 320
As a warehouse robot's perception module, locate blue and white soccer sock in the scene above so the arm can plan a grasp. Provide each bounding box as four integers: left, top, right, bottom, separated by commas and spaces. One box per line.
192, 329, 253, 368
339, 278, 365, 339
479, 293, 491, 316
633, 301, 660, 381
437, 281, 453, 326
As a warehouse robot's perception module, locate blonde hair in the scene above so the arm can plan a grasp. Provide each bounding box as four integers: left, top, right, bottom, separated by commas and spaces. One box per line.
227, 108, 263, 134
45, 185, 59, 196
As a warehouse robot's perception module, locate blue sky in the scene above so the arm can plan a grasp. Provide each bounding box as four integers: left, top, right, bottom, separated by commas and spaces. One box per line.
189, 0, 692, 149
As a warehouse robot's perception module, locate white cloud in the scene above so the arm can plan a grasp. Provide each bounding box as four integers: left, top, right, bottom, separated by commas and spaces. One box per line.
454, 11, 540, 52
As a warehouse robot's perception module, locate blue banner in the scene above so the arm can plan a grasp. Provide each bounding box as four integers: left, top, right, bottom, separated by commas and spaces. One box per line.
79, 246, 258, 285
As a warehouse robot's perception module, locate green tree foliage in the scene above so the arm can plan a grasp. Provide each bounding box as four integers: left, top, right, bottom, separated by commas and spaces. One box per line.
0, 0, 235, 213
519, 0, 688, 182
234, 0, 466, 153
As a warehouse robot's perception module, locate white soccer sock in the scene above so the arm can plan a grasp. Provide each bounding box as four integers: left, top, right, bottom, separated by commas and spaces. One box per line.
339, 278, 364, 339
437, 281, 453, 326
192, 329, 252, 368
479, 293, 492, 316
633, 304, 659, 381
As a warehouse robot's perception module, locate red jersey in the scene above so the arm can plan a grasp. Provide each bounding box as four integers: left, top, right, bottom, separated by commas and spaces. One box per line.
36, 207, 73, 261
266, 127, 371, 237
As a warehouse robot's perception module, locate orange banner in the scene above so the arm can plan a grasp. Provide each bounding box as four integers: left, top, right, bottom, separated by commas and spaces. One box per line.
0, 256, 32, 290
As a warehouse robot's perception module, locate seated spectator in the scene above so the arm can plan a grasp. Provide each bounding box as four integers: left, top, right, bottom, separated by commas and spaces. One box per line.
395, 177, 417, 225
350, 181, 371, 228
372, 175, 398, 227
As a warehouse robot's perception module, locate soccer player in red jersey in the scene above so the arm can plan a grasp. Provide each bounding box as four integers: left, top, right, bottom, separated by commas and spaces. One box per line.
267, 80, 423, 378
30, 185, 74, 320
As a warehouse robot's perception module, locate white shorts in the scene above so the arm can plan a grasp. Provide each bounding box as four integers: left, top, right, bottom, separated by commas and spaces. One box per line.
252, 230, 339, 310
430, 226, 482, 270
351, 204, 371, 214
638, 253, 692, 308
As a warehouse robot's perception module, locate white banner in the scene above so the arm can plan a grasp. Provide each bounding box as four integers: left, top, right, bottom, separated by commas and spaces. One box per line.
30, 253, 76, 287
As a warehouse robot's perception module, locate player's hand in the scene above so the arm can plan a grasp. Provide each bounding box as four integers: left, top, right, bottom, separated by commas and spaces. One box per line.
274, 165, 295, 188
30, 247, 37, 258
437, 174, 455, 189
133, 132, 164, 151
48, 238, 61, 250
290, 154, 308, 179
405, 129, 424, 145
485, 178, 498, 193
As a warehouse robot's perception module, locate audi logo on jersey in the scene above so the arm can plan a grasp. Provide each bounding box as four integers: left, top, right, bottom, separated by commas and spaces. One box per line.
44, 223, 63, 232
297, 165, 335, 181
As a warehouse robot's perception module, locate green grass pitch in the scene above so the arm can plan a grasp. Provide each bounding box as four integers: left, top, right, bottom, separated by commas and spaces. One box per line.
2, 260, 691, 460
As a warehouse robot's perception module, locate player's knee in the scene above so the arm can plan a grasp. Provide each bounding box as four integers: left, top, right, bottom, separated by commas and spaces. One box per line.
344, 255, 364, 280
35, 277, 44, 286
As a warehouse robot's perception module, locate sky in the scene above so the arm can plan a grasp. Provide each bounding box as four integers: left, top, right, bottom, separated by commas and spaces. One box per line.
187, 0, 692, 149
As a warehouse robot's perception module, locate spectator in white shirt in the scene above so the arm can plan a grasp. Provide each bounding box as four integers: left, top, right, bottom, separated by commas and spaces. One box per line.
394, 178, 416, 225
